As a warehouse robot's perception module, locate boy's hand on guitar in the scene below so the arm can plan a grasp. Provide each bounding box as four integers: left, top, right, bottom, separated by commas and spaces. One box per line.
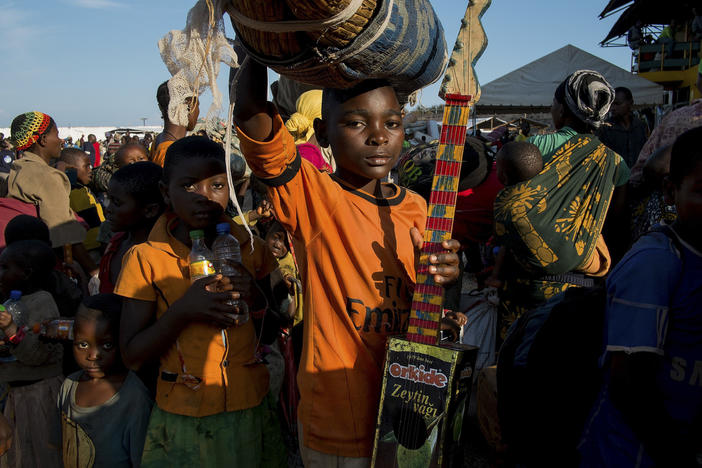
174, 275, 240, 329
410, 227, 461, 286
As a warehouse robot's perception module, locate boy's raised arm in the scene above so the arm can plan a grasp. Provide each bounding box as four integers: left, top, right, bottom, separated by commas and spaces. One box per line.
232, 59, 274, 142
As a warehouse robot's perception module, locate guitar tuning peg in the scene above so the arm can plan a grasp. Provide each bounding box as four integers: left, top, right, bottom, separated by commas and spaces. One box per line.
461, 18, 469, 28
449, 58, 456, 66
454, 41, 464, 50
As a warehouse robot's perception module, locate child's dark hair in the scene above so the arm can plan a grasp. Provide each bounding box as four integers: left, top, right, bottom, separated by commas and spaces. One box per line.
670, 126, 702, 186
497, 141, 544, 185
79, 293, 122, 336
60, 147, 89, 166
5, 215, 50, 246
321, 79, 396, 121
264, 219, 287, 243
157, 81, 170, 121
111, 161, 165, 207
114, 143, 148, 165
163, 136, 225, 184
3, 240, 56, 290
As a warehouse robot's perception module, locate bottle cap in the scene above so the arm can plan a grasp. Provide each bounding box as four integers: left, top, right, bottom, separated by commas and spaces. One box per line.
216, 223, 230, 234
9, 291, 21, 300
189, 230, 205, 240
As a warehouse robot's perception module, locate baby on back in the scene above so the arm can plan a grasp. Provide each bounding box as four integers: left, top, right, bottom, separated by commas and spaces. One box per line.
496, 141, 544, 186
487, 141, 544, 289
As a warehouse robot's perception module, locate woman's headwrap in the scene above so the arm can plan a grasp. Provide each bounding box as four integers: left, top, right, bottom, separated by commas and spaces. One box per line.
10, 111, 54, 151
562, 70, 615, 130
285, 90, 323, 144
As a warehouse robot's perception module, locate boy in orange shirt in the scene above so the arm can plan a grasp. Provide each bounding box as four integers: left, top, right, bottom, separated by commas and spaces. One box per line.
234, 61, 460, 466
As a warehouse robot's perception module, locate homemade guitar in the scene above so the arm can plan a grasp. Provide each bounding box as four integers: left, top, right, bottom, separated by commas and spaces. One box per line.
371, 1, 490, 466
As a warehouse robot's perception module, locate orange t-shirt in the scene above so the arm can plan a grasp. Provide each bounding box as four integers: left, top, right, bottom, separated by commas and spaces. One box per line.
114, 214, 278, 417
238, 114, 427, 457
150, 140, 173, 167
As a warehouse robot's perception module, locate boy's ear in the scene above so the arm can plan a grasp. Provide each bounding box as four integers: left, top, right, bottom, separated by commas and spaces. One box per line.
312, 118, 329, 148
159, 181, 171, 208
662, 175, 676, 206
142, 202, 162, 220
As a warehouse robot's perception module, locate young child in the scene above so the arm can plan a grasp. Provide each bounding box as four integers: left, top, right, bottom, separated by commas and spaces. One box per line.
114, 136, 286, 466
488, 141, 544, 288
56, 293, 152, 467
264, 221, 301, 327
0, 240, 63, 468
91, 142, 149, 194
98, 162, 164, 294
494, 141, 544, 188
60, 148, 106, 255
234, 61, 460, 464
578, 126, 702, 467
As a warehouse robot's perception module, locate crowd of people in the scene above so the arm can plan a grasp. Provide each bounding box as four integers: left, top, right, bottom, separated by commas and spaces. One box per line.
0, 46, 699, 468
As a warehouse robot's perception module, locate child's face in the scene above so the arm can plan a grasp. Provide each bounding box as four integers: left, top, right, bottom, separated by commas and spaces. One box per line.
318, 86, 404, 187
106, 179, 142, 232
73, 311, 120, 379
265, 230, 288, 259
115, 147, 148, 168
0, 251, 27, 297
73, 154, 93, 185
164, 157, 229, 230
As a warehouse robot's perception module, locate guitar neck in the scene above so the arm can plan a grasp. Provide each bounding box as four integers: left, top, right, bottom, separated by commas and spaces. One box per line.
406, 94, 471, 345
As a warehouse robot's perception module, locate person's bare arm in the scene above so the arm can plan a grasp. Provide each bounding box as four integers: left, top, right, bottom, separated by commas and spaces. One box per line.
232, 59, 274, 142
603, 184, 629, 264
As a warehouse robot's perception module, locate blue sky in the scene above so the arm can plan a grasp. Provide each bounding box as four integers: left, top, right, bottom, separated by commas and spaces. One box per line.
0, 0, 632, 127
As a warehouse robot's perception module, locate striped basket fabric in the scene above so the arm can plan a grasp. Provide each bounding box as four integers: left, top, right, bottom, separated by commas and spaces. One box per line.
227, 0, 447, 100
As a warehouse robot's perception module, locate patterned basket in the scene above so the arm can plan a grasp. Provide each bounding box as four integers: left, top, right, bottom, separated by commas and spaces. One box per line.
228, 0, 300, 58
227, 0, 377, 58
228, 0, 447, 99
285, 0, 377, 48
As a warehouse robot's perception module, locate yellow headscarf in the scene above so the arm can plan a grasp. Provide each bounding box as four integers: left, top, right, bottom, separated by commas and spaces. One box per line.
285, 90, 322, 144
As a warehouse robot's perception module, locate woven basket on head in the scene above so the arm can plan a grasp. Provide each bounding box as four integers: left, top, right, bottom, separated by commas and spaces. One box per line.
228, 0, 300, 58
227, 0, 377, 59
285, 0, 377, 47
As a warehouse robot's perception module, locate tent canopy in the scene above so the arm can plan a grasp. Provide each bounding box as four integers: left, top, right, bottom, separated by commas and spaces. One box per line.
477, 44, 664, 112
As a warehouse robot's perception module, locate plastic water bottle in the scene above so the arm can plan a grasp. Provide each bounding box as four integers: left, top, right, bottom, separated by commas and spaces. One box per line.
4, 290, 24, 327
188, 230, 215, 283
212, 222, 248, 325
32, 318, 75, 340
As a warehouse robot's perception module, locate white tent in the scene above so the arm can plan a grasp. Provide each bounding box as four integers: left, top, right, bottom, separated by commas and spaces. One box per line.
478, 44, 664, 111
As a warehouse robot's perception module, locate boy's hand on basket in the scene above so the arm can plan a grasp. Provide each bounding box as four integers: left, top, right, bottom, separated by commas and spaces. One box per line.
174, 275, 240, 329
410, 227, 461, 286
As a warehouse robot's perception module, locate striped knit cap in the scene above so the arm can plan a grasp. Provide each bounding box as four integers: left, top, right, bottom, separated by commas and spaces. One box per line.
10, 112, 54, 151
